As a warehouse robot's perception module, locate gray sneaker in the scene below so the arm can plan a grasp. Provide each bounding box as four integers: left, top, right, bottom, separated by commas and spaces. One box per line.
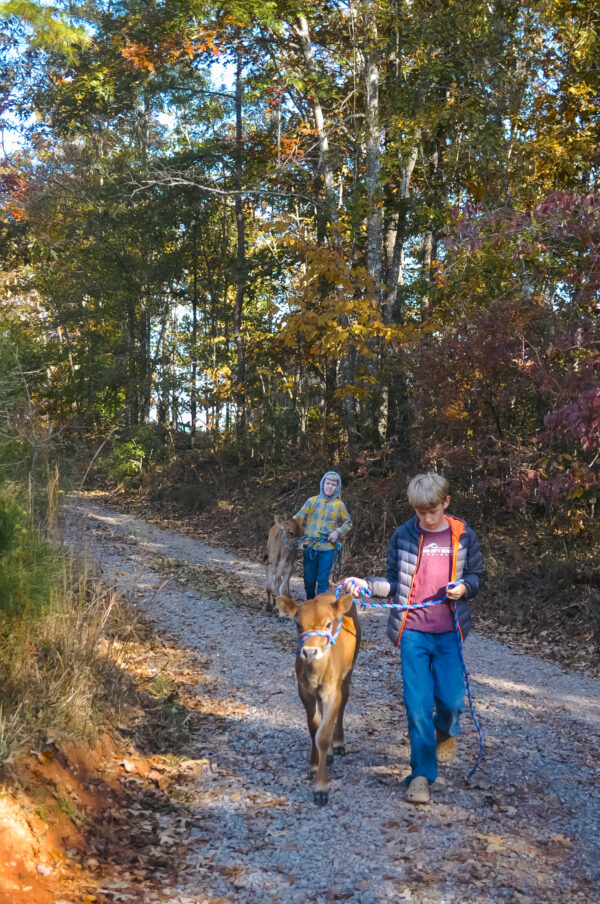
405, 776, 430, 804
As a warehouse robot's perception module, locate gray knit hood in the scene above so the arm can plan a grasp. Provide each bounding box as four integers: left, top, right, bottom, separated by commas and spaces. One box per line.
318, 471, 342, 500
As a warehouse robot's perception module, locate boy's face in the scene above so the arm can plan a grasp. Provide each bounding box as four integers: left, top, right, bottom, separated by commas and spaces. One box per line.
323, 477, 338, 497
414, 496, 450, 532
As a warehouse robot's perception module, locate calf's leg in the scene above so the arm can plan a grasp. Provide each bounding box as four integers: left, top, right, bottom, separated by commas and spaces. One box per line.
316, 699, 335, 765
279, 561, 293, 598
333, 671, 353, 756
333, 615, 360, 755
265, 563, 275, 612
298, 686, 321, 777
313, 690, 342, 806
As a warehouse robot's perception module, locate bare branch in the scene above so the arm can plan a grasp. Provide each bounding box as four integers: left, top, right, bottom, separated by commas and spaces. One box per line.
129, 171, 323, 209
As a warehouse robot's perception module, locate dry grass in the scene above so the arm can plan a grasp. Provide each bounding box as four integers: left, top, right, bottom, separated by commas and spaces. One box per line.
0, 558, 142, 759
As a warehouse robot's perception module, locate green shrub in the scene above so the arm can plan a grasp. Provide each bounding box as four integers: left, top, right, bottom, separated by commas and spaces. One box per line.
105, 439, 146, 484
0, 473, 137, 761
0, 491, 59, 618
102, 426, 170, 486
0, 493, 26, 554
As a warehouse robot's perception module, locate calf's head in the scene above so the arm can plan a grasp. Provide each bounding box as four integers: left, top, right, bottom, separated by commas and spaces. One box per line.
277, 591, 354, 661
274, 515, 303, 546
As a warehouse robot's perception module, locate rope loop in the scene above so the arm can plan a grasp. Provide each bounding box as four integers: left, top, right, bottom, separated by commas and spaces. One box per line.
295, 616, 343, 655
280, 527, 305, 550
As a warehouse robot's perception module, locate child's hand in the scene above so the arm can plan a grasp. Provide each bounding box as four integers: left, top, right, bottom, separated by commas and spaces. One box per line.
342, 577, 368, 597
328, 530, 339, 542
446, 581, 467, 600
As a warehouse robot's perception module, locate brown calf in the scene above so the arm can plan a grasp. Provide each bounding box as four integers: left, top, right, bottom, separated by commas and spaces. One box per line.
277, 591, 361, 806
264, 515, 304, 612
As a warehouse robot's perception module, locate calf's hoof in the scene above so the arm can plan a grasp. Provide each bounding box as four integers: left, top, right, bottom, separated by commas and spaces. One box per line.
313, 790, 329, 806
326, 754, 334, 767
333, 745, 346, 756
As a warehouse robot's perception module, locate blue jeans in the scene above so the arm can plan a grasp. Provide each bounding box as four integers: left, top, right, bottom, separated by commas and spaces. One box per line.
400, 629, 466, 784
303, 547, 335, 599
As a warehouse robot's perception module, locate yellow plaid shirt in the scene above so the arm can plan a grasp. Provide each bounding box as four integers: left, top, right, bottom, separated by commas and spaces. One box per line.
294, 496, 352, 550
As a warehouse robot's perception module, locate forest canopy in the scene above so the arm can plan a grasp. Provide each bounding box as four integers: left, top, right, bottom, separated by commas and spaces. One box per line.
0, 0, 598, 519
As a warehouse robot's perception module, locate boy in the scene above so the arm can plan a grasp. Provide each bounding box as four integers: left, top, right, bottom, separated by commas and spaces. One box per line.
294, 471, 352, 600
344, 472, 483, 804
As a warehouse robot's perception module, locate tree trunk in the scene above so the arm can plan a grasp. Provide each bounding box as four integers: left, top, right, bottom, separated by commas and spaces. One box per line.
380, 26, 421, 446
233, 37, 247, 440
126, 299, 138, 426
364, 3, 382, 302
190, 229, 198, 440
294, 16, 340, 237
383, 137, 419, 324
138, 306, 151, 422
170, 304, 178, 429
294, 14, 360, 448
362, 3, 386, 441
421, 132, 443, 321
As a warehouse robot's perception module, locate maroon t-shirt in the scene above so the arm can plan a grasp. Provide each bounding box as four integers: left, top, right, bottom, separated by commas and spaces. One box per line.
404, 527, 455, 633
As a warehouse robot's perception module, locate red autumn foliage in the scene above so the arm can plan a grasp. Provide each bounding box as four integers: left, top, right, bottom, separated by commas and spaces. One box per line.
420, 191, 600, 511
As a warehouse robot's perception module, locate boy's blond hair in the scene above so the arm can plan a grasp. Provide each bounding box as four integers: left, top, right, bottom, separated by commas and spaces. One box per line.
407, 472, 449, 509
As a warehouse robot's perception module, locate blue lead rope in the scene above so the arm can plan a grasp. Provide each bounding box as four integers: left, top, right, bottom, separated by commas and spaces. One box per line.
337, 579, 485, 779
449, 591, 485, 779
303, 534, 342, 554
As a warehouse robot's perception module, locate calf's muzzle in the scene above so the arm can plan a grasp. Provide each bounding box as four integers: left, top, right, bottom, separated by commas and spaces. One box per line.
299, 644, 324, 661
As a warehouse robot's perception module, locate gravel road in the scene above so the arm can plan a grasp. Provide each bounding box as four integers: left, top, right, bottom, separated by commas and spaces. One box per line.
66, 495, 600, 904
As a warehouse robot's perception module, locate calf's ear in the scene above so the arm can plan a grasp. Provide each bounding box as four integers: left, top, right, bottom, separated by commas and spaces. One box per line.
274, 514, 283, 527
276, 595, 298, 618
333, 593, 354, 616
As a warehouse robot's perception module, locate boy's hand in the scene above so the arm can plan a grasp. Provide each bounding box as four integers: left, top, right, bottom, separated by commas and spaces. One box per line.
446, 581, 467, 600
342, 577, 368, 597
328, 530, 339, 542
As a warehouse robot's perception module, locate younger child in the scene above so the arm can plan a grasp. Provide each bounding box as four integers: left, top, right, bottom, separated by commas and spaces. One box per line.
294, 471, 352, 600
344, 472, 483, 804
